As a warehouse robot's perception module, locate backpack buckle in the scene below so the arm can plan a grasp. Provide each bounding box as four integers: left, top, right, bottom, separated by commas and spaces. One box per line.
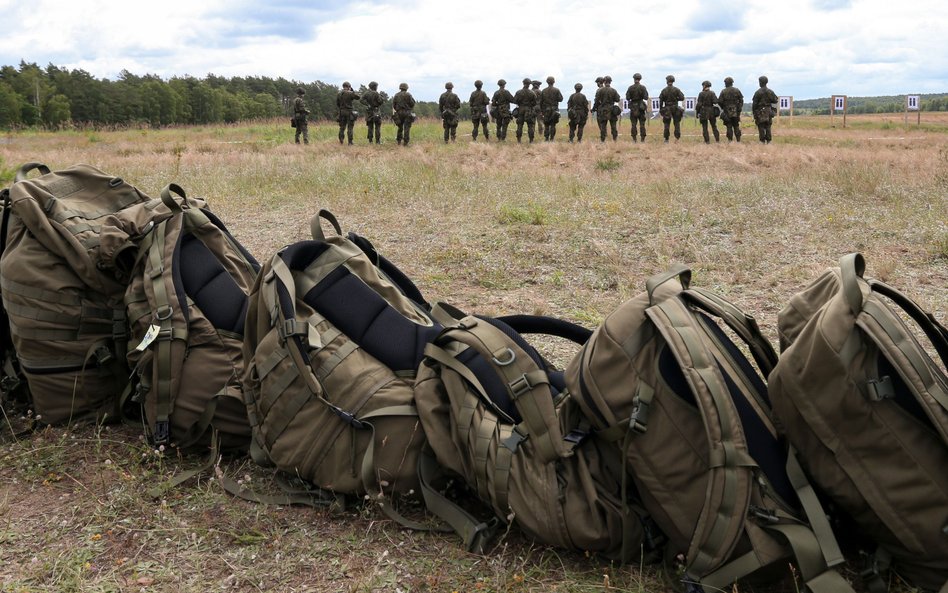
749, 505, 779, 524
563, 429, 588, 445
866, 376, 895, 402
501, 428, 527, 452
628, 397, 650, 434
153, 420, 170, 445
508, 373, 532, 399
278, 319, 305, 341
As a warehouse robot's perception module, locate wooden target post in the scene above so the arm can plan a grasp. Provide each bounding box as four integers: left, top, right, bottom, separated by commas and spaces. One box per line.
831, 94, 847, 127
906, 94, 921, 125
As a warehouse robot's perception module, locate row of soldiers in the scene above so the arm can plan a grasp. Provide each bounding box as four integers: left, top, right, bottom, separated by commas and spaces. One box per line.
291, 75, 779, 146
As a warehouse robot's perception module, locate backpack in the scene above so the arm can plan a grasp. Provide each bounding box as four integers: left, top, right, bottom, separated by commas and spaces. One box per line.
0, 163, 156, 424
564, 265, 854, 592
241, 210, 437, 510
414, 314, 644, 559
121, 184, 259, 450
768, 253, 948, 592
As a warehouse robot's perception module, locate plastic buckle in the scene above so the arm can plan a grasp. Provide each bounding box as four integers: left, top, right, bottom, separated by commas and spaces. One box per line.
332, 406, 365, 430
501, 429, 527, 452
278, 319, 302, 341
866, 376, 895, 401
156, 327, 174, 341
563, 429, 588, 445
153, 420, 170, 445
749, 505, 780, 524
508, 373, 532, 399
467, 517, 499, 554
628, 397, 650, 434
93, 345, 114, 365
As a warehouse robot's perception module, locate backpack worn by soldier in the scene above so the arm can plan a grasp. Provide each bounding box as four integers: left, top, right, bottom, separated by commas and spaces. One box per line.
594, 76, 621, 142
719, 77, 744, 142
361, 82, 384, 145
659, 75, 685, 143
439, 82, 461, 143
392, 83, 416, 146
540, 76, 563, 141
752, 75, 778, 144
491, 80, 514, 141
567, 83, 589, 143
336, 82, 361, 145
513, 78, 538, 143
293, 88, 309, 145
696, 81, 721, 144
469, 80, 490, 141
625, 73, 648, 143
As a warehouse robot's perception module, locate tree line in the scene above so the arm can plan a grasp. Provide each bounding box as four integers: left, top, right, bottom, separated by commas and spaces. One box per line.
1, 61, 945, 130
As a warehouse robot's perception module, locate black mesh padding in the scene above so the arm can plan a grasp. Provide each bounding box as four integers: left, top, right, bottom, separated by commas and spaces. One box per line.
659, 346, 695, 407
176, 234, 249, 334
302, 265, 440, 372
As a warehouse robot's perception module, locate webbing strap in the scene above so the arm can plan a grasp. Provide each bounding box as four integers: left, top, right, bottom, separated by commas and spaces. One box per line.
648, 297, 752, 578
786, 449, 846, 568
417, 450, 497, 553
0, 276, 84, 306
869, 280, 948, 364
147, 430, 220, 499
423, 342, 516, 424
684, 287, 778, 374
146, 219, 178, 444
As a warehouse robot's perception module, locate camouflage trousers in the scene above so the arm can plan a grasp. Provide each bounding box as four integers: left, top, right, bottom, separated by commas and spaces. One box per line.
366, 114, 381, 143
597, 115, 618, 142
757, 120, 772, 143
700, 116, 720, 143
495, 116, 511, 141
394, 111, 413, 145
629, 112, 647, 141
568, 117, 586, 142
294, 120, 309, 145
338, 116, 356, 144
472, 116, 490, 141
722, 115, 742, 141
662, 112, 683, 140
516, 115, 536, 142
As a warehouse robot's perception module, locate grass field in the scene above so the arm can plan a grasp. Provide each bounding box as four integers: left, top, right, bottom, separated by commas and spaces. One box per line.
0, 113, 946, 593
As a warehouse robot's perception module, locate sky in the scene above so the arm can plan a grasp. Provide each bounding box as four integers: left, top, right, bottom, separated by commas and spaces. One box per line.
1, 0, 946, 102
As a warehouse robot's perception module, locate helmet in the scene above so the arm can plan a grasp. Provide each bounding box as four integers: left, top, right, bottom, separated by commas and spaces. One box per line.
523, 77, 531, 85
666, 75, 675, 83
474, 79, 483, 88
702, 80, 711, 88
574, 83, 583, 90
399, 82, 408, 90
546, 76, 555, 84
369, 81, 378, 89
445, 82, 453, 89
296, 87, 305, 95
498, 79, 506, 86
633, 73, 642, 80
603, 75, 612, 83
759, 75, 768, 85
724, 76, 734, 85
342, 81, 351, 89
595, 76, 604, 84
532, 80, 540, 87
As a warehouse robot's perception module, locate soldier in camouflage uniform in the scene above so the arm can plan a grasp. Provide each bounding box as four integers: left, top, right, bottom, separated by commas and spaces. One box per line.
361, 81, 384, 144
591, 76, 605, 118
718, 76, 744, 142
531, 80, 544, 138
696, 80, 721, 143
752, 75, 778, 143
469, 80, 490, 141
439, 82, 461, 143
540, 76, 563, 141
625, 73, 648, 142
392, 82, 416, 146
595, 75, 621, 142
659, 74, 685, 142
567, 83, 589, 143
513, 77, 538, 143
336, 82, 361, 145
293, 88, 309, 145
491, 79, 514, 141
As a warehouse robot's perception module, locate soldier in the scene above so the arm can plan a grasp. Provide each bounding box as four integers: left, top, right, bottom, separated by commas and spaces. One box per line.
718, 76, 744, 142
361, 81, 384, 144
392, 82, 416, 146
595, 75, 621, 142
659, 74, 685, 143
439, 82, 461, 143
469, 80, 490, 141
513, 77, 538, 143
531, 80, 544, 138
336, 82, 361, 145
491, 79, 514, 141
567, 82, 589, 143
625, 73, 649, 142
752, 75, 778, 143
591, 76, 605, 117
292, 88, 309, 145
540, 76, 563, 141
696, 80, 721, 144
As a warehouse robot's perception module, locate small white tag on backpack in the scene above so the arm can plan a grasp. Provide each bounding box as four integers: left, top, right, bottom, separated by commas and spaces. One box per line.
136, 324, 161, 351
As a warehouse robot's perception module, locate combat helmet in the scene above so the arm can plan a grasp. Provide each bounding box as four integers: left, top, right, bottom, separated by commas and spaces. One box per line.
603, 75, 612, 83
296, 87, 305, 95
633, 73, 642, 80
342, 81, 351, 89
474, 79, 483, 88
399, 82, 408, 90
532, 80, 540, 88
546, 76, 555, 84
595, 76, 604, 84
574, 83, 583, 90
497, 79, 506, 86
522, 77, 532, 85
369, 81, 378, 89
445, 82, 453, 89
702, 80, 711, 88
759, 75, 768, 85
724, 76, 734, 86
666, 75, 675, 83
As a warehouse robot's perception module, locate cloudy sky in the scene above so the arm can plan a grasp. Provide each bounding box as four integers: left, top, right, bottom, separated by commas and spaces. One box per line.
1, 0, 945, 102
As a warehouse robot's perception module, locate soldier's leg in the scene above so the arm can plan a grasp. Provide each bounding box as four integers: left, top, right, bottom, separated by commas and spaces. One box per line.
765, 123, 772, 143
735, 119, 742, 142
295, 127, 302, 144
568, 121, 575, 142
578, 122, 585, 142
758, 122, 766, 143
444, 122, 449, 143
701, 119, 710, 143
376, 121, 382, 143
724, 118, 733, 141
610, 118, 618, 141
639, 116, 647, 141
598, 118, 607, 142
711, 118, 720, 142
483, 121, 490, 140
347, 120, 355, 144
527, 119, 535, 142
338, 121, 345, 144
673, 114, 682, 140
404, 120, 412, 145
550, 119, 556, 140
302, 124, 309, 145
472, 121, 479, 141
663, 116, 671, 141
396, 119, 403, 145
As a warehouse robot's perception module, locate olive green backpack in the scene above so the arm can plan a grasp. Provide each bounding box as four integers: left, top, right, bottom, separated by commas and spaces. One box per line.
564, 265, 854, 592
769, 253, 948, 593
414, 314, 644, 559
0, 163, 156, 424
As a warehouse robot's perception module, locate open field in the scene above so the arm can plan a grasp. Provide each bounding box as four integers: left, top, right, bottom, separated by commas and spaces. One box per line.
1, 113, 946, 592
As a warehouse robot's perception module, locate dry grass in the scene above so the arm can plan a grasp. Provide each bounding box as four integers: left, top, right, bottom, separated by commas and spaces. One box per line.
1, 113, 946, 592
